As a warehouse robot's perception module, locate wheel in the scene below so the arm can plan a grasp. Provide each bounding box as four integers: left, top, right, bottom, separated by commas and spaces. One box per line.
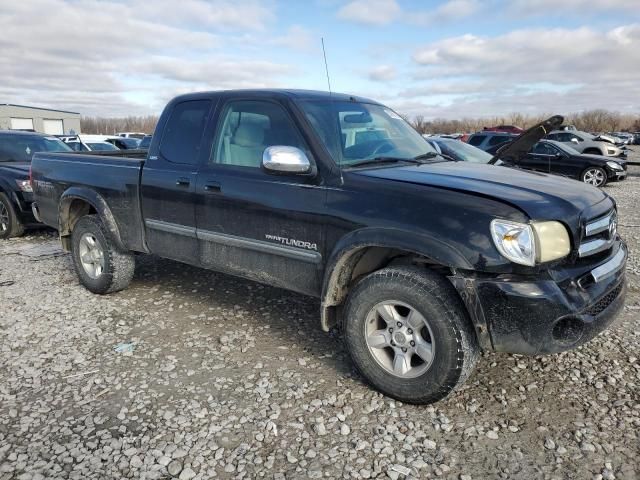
0, 192, 25, 239
581, 167, 607, 187
71, 215, 135, 294
343, 266, 479, 404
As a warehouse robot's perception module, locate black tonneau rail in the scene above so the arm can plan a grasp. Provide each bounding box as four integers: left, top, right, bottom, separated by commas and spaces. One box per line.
79, 149, 148, 159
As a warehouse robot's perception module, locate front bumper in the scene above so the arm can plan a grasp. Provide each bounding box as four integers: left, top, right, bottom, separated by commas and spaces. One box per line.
451, 241, 627, 355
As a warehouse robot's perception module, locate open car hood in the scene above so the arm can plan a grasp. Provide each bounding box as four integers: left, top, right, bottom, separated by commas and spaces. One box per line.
489, 115, 564, 164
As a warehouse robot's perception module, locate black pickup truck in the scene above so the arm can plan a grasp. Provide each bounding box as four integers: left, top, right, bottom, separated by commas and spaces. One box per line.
31, 90, 627, 404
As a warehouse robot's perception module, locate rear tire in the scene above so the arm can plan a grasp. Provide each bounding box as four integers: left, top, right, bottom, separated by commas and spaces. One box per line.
0, 192, 25, 239
342, 266, 479, 404
71, 215, 135, 294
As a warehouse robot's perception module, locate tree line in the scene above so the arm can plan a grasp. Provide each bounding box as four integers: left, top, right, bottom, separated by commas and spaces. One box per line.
410, 110, 640, 135
80, 110, 640, 136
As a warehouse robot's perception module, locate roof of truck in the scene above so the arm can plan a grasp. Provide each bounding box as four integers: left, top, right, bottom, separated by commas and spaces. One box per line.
172, 89, 381, 105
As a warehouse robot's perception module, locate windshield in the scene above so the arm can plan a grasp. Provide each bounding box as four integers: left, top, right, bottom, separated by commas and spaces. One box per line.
0, 135, 72, 162
298, 100, 436, 167
87, 142, 119, 151
434, 139, 494, 164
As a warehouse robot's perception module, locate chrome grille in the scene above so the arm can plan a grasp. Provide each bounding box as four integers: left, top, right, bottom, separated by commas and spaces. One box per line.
579, 210, 617, 258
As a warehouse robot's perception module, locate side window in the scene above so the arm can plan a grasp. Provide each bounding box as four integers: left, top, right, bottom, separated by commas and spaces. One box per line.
160, 100, 212, 165
532, 143, 554, 155
468, 135, 486, 147
546, 133, 559, 141
212, 100, 306, 168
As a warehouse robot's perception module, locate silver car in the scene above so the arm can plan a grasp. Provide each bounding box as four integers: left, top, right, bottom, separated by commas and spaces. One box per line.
546, 130, 625, 157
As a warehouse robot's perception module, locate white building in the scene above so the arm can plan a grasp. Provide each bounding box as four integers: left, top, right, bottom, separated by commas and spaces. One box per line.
0, 104, 81, 135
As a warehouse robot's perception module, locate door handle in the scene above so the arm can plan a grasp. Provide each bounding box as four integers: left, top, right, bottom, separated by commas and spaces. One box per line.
176, 177, 190, 187
203, 182, 221, 193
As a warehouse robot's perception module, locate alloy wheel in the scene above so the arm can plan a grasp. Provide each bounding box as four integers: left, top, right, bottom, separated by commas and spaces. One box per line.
0, 202, 9, 233
364, 300, 435, 378
583, 168, 605, 187
78, 233, 105, 279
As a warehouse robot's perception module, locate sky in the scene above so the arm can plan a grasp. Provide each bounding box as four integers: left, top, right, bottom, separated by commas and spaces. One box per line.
1, 0, 639, 119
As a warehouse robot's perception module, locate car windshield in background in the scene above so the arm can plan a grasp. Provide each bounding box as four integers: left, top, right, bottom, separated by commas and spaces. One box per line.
87, 142, 119, 151
434, 139, 495, 164
139, 136, 152, 148
550, 141, 580, 155
0, 135, 72, 162
298, 100, 436, 167
120, 138, 141, 148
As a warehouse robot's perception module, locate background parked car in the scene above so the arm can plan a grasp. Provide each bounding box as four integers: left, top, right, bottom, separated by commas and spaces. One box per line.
426, 137, 498, 164
504, 140, 627, 187
138, 135, 152, 149
545, 130, 626, 157
64, 135, 121, 152
467, 131, 519, 153
116, 132, 146, 139
105, 137, 141, 149
482, 125, 523, 134
0, 131, 72, 238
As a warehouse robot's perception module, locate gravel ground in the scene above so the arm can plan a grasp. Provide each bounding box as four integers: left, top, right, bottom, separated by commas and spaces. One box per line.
1, 157, 639, 480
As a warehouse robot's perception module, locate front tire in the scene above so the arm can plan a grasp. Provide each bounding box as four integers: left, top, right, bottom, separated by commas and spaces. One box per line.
343, 266, 479, 404
0, 192, 25, 239
581, 167, 607, 187
71, 215, 135, 294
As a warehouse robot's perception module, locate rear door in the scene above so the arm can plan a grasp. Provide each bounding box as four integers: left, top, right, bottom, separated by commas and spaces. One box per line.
141, 99, 213, 264
194, 97, 326, 296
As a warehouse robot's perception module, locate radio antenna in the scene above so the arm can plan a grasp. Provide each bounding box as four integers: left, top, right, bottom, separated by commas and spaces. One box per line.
320, 37, 344, 184
321, 37, 332, 94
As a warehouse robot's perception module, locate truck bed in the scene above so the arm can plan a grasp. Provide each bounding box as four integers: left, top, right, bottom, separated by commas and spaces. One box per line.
31, 152, 146, 252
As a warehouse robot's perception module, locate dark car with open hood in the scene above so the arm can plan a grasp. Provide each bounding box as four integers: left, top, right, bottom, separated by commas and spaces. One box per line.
30, 90, 627, 404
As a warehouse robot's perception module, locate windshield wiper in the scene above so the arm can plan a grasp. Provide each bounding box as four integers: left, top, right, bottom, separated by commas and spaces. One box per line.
345, 157, 424, 169
413, 151, 458, 163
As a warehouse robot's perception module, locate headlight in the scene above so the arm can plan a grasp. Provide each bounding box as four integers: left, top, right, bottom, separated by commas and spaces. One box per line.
15, 179, 33, 192
491, 219, 570, 266
606, 161, 623, 170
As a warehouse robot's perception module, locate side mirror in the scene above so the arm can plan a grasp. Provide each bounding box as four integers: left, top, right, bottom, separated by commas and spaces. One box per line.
554, 152, 562, 158
570, 138, 579, 144
262, 146, 313, 175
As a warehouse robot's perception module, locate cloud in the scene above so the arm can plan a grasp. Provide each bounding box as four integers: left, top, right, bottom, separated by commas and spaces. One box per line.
409, 0, 481, 25
368, 65, 397, 82
0, 0, 293, 116
336, 0, 401, 26
272, 25, 315, 51
379, 24, 640, 118
508, 0, 640, 16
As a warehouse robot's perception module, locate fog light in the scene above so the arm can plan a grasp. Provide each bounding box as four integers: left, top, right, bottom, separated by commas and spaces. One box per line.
552, 316, 584, 346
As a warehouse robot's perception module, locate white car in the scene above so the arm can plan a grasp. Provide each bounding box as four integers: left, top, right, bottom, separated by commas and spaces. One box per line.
63, 135, 120, 152
545, 130, 625, 157
116, 132, 146, 140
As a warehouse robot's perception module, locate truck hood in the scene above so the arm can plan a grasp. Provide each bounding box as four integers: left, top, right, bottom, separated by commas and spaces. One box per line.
357, 161, 611, 221
0, 162, 30, 175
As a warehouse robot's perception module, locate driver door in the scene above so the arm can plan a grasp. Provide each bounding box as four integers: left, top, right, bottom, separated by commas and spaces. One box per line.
194, 98, 327, 296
